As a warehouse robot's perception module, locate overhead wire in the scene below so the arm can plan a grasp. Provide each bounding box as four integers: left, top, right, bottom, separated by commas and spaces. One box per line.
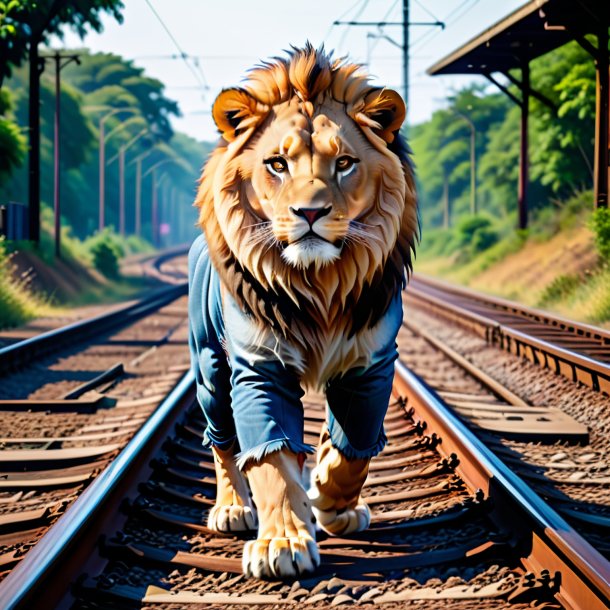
366, 0, 400, 65
322, 0, 366, 42
143, 0, 209, 95
410, 0, 480, 53
337, 0, 370, 54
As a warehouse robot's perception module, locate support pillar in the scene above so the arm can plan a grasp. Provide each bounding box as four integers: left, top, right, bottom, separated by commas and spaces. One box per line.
518, 61, 529, 230
593, 25, 609, 208
27, 42, 44, 243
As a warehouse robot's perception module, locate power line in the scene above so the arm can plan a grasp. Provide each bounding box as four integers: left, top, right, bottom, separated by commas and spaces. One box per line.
412, 0, 442, 23
337, 0, 370, 53
410, 0, 480, 53
143, 0, 209, 93
366, 0, 400, 63
323, 0, 368, 44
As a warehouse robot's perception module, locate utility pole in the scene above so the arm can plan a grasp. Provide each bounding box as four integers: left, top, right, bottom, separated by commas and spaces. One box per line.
402, 0, 409, 114
130, 147, 156, 238
105, 128, 148, 236
135, 157, 142, 237
454, 111, 477, 215
334, 2, 443, 119
27, 43, 45, 244
97, 107, 140, 231
151, 168, 158, 247
45, 51, 80, 258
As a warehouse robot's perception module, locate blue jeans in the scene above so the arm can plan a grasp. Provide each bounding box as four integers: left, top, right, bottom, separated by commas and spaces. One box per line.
188, 234, 401, 469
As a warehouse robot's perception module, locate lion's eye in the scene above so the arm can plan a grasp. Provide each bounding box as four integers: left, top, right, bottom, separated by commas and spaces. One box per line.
264, 156, 288, 176
336, 156, 358, 173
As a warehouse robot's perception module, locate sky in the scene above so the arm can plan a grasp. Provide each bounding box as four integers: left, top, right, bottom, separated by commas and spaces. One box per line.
56, 0, 526, 142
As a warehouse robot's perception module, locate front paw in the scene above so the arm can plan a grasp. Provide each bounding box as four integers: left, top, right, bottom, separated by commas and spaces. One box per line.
208, 503, 257, 532
311, 501, 370, 536
243, 536, 320, 578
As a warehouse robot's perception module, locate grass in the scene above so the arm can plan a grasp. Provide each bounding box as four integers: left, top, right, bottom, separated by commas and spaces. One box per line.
0, 207, 156, 331
0, 238, 50, 328
415, 190, 610, 328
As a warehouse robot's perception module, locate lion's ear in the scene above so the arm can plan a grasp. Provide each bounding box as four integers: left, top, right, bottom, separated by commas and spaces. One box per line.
212, 88, 268, 142
356, 88, 406, 143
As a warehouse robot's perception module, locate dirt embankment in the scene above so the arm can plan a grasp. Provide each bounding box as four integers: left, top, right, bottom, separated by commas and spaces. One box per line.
12, 250, 108, 304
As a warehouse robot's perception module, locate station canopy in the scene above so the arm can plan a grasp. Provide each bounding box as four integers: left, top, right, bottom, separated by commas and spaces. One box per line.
427, 0, 604, 77
426, 0, 609, 222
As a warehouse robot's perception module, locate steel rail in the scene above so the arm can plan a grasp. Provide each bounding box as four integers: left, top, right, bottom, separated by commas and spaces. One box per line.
0, 282, 187, 375
0, 371, 196, 610
411, 274, 610, 343
394, 360, 610, 610
408, 276, 610, 393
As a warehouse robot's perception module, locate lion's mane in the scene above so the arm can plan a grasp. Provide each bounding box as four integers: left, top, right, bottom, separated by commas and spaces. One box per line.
195, 44, 418, 387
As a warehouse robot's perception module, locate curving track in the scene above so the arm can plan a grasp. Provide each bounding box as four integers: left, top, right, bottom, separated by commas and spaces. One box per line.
408, 275, 610, 395
0, 268, 609, 608
0, 249, 190, 582
0, 364, 608, 607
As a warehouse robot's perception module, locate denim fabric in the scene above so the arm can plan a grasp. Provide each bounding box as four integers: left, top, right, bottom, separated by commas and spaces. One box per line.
188, 233, 401, 468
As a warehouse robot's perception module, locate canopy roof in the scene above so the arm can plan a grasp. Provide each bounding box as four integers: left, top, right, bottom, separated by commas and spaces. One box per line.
427, 0, 605, 76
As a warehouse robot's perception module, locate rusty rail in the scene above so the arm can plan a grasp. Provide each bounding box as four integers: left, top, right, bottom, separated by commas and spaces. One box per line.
0, 371, 195, 610
408, 275, 610, 394
394, 360, 610, 610
0, 281, 187, 375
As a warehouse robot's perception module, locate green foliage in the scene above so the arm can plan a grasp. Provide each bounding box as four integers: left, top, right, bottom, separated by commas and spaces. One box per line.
0, 0, 124, 85
451, 215, 499, 262
412, 39, 596, 235
0, 236, 46, 328
537, 274, 581, 307
124, 234, 154, 255
0, 51, 205, 245
85, 229, 123, 278
0, 87, 25, 178
63, 51, 180, 140
590, 208, 610, 261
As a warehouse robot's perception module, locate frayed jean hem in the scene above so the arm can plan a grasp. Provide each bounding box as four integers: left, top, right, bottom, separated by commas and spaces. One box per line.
236, 438, 314, 471
202, 430, 237, 452
327, 419, 387, 460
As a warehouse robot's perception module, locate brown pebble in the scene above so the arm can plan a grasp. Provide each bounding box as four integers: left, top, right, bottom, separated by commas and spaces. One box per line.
326, 577, 344, 593
310, 580, 328, 595
305, 593, 328, 604
359, 587, 382, 602
331, 593, 355, 605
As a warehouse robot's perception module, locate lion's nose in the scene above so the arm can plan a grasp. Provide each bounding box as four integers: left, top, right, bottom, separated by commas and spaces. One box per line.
289, 205, 332, 226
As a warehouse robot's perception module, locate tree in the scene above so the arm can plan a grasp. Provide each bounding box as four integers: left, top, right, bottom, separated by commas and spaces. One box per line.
62, 51, 180, 140
0, 0, 123, 86
0, 87, 26, 180
0, 0, 124, 242
528, 40, 595, 196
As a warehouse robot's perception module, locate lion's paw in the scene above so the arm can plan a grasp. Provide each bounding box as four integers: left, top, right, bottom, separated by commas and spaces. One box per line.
243, 536, 320, 579
312, 502, 370, 536
208, 503, 257, 532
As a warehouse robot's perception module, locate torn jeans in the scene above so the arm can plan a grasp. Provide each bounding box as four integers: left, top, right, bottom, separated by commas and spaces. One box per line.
188, 233, 402, 469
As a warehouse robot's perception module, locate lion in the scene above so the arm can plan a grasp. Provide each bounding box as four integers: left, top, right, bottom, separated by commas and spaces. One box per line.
188, 43, 417, 579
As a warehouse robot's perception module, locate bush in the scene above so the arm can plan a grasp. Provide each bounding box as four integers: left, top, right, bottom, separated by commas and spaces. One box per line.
125, 234, 154, 256
0, 237, 45, 328
86, 230, 123, 278
538, 273, 581, 306
591, 207, 610, 262
453, 215, 499, 262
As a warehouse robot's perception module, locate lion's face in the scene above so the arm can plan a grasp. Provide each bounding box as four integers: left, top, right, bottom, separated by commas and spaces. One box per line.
197, 46, 417, 351
239, 97, 385, 269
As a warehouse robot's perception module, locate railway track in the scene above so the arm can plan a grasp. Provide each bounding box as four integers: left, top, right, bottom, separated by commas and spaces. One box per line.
0, 357, 608, 608
1, 262, 609, 608
408, 275, 610, 395
0, 249, 190, 582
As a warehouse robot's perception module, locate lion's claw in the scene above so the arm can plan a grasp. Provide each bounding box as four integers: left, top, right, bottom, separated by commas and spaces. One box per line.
312, 502, 370, 536
208, 504, 257, 532
243, 536, 319, 579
